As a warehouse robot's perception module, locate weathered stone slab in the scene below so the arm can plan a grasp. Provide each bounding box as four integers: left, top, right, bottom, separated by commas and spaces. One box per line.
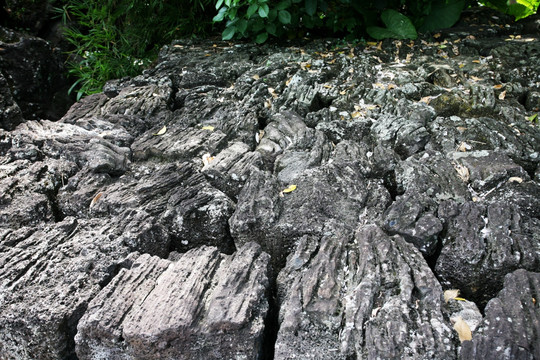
0, 218, 130, 359
275, 224, 456, 359
75, 242, 270, 359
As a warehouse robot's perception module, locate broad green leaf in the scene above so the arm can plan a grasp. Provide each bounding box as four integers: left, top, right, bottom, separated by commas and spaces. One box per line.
237, 19, 248, 34
213, 7, 227, 22
508, 1, 537, 20
367, 9, 417, 40
247, 3, 258, 18
222, 26, 236, 40
215, 0, 224, 10
305, 0, 317, 16
258, 3, 270, 18
266, 23, 277, 35
255, 31, 269, 43
225, 0, 231, 6
276, 0, 291, 10
252, 19, 265, 32
268, 8, 278, 21
278, 10, 292, 24
419, 0, 465, 33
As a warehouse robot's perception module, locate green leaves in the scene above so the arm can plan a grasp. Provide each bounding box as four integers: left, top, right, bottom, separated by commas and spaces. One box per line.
258, 3, 270, 18
278, 10, 292, 24
367, 9, 417, 40
305, 0, 317, 16
419, 0, 465, 33
479, 0, 540, 20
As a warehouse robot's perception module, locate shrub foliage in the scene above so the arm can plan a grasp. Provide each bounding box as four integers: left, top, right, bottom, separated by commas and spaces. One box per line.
54, 0, 539, 99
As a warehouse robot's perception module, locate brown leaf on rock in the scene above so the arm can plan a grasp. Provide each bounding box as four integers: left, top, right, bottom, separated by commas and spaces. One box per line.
452, 317, 473, 342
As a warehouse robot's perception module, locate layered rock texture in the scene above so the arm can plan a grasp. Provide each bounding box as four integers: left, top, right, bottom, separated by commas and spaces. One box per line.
1, 8, 540, 360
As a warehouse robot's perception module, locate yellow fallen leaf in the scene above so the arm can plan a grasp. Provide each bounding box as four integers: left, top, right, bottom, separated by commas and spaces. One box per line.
282, 184, 297, 193
498, 90, 506, 100
202, 125, 215, 131
339, 90, 347, 95
300, 62, 312, 70
366, 41, 378, 46
470, 75, 483, 81
323, 84, 332, 89
153, 126, 167, 136
453, 316, 472, 342
493, 84, 503, 89
351, 111, 363, 118
459, 63, 465, 68
252, 74, 260, 80
472, 59, 481, 64
444, 289, 460, 303
454, 297, 467, 301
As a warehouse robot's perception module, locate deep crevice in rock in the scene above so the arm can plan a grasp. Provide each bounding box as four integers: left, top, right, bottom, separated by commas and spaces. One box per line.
260, 277, 279, 360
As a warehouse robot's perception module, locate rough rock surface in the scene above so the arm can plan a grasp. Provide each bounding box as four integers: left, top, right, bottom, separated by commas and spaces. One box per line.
76, 242, 270, 360
1, 7, 540, 360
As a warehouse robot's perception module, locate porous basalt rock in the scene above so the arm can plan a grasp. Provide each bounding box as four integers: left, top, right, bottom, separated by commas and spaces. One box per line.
1, 7, 540, 359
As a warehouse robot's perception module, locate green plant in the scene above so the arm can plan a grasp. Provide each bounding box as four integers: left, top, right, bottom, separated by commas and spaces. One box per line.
213, 0, 539, 43
478, 0, 539, 20
55, 0, 215, 100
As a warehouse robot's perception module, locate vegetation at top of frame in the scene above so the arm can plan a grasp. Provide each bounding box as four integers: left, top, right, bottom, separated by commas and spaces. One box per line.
54, 0, 215, 100
213, 0, 539, 44
56, 0, 538, 100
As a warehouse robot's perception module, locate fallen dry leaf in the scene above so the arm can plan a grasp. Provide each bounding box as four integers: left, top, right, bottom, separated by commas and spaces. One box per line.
498, 90, 507, 100
252, 74, 260, 80
508, 177, 523, 183
444, 289, 460, 303
201, 125, 215, 131
153, 126, 167, 136
90, 192, 103, 207
453, 316, 473, 342
202, 153, 214, 166
457, 141, 472, 152
282, 184, 297, 194
453, 162, 470, 182
493, 84, 503, 89
268, 87, 278, 99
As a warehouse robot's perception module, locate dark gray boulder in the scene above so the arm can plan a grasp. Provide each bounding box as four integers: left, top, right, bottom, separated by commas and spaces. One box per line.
0, 27, 72, 122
